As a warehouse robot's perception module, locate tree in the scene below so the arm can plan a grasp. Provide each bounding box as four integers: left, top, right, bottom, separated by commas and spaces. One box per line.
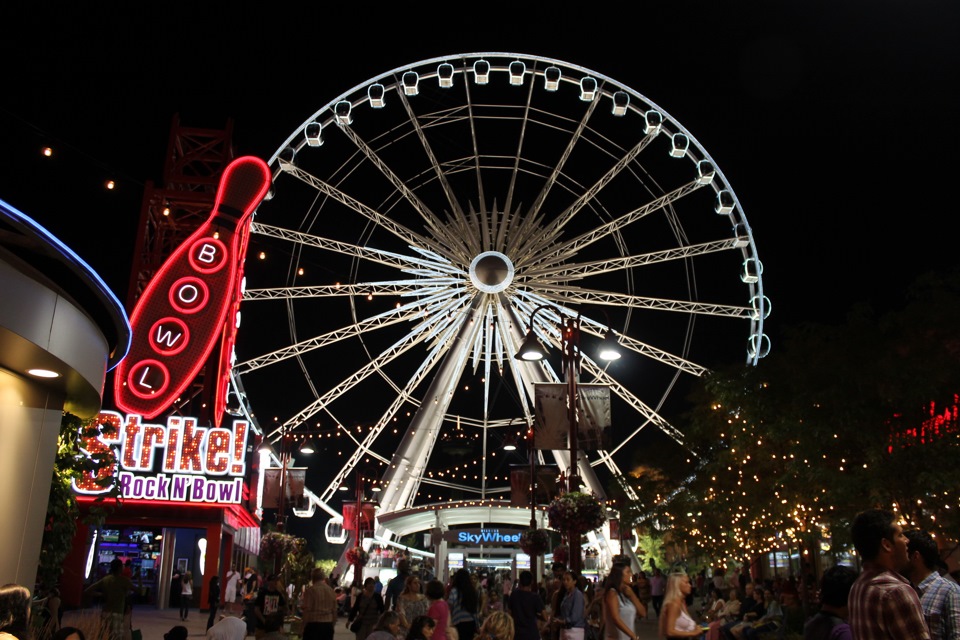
627, 270, 960, 561
38, 413, 120, 591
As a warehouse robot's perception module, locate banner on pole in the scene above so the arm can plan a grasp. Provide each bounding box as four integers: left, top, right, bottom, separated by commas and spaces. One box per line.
509, 465, 561, 507
261, 468, 307, 509
533, 383, 612, 450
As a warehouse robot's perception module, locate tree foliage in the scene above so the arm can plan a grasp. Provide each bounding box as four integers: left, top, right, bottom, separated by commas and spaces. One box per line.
38, 413, 120, 591
628, 271, 960, 563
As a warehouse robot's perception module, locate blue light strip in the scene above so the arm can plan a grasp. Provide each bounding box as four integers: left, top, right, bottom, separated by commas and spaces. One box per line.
0, 197, 131, 368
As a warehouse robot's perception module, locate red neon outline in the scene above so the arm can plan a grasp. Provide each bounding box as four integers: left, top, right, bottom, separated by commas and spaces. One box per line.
126, 359, 171, 399
148, 317, 190, 356
75, 495, 231, 509
167, 276, 210, 314
114, 157, 272, 419
188, 236, 228, 274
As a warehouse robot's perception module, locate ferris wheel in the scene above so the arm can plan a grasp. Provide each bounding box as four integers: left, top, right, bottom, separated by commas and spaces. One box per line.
232, 53, 769, 544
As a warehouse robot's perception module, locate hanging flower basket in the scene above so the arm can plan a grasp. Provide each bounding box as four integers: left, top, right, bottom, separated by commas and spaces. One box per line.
346, 546, 370, 567
547, 492, 606, 533
552, 544, 570, 564
519, 528, 551, 556
260, 532, 302, 561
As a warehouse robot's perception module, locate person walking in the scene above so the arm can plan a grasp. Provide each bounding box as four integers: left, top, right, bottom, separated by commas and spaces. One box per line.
396, 576, 429, 640
180, 572, 193, 621
350, 577, 386, 640
301, 568, 338, 640
224, 566, 241, 616
448, 569, 480, 640
255, 574, 288, 639
426, 580, 451, 640
603, 563, 646, 640
803, 565, 857, 640
509, 571, 546, 640
0, 584, 33, 640
207, 576, 221, 631
556, 571, 586, 640
84, 558, 134, 640
904, 529, 960, 640
648, 569, 665, 619
658, 572, 701, 639
848, 508, 930, 640
367, 612, 403, 640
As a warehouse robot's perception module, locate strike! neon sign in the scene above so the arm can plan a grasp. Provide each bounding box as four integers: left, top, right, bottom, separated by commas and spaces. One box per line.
74, 410, 249, 505
113, 156, 271, 426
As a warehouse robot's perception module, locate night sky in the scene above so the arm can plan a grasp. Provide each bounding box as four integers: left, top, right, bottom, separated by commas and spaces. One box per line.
3, 2, 959, 539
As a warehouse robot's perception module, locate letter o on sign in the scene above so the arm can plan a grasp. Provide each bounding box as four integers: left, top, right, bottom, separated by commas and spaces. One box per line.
168, 277, 210, 314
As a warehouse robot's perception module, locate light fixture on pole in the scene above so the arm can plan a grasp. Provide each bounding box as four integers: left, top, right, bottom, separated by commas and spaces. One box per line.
513, 303, 621, 574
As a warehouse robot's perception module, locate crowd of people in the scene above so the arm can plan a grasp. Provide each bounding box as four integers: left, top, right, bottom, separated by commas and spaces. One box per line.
9, 507, 960, 640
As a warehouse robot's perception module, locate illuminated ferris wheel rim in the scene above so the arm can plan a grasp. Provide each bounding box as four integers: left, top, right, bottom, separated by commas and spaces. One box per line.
236, 52, 770, 527
260, 51, 767, 350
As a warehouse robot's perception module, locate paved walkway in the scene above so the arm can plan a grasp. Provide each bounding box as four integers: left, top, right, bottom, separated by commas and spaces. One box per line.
63, 606, 666, 640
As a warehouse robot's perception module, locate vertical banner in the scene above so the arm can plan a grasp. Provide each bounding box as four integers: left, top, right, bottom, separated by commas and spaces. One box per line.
509, 465, 562, 507
534, 383, 612, 450
261, 468, 307, 509
342, 502, 377, 531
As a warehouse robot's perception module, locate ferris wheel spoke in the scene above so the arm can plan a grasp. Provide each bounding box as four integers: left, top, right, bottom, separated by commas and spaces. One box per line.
242, 279, 463, 301
278, 160, 452, 259
570, 310, 710, 377
265, 309, 463, 441
524, 237, 745, 283
516, 125, 659, 260
582, 359, 687, 447
501, 71, 538, 229
252, 221, 462, 278
512, 90, 603, 253
336, 122, 472, 262
393, 87, 471, 224
533, 284, 754, 319
517, 178, 706, 271
236, 290, 460, 375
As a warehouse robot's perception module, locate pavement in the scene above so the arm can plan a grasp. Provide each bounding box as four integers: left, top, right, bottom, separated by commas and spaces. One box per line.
62, 606, 666, 640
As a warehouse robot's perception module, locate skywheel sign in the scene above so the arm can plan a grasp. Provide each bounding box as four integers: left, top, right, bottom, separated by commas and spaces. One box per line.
72, 410, 249, 505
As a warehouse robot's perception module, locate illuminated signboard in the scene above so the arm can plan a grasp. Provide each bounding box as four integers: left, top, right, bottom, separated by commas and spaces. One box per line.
443, 528, 524, 545
73, 410, 249, 505
113, 157, 271, 426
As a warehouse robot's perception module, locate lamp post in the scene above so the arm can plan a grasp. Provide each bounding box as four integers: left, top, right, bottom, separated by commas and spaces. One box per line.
515, 304, 620, 575
350, 468, 381, 587
259, 429, 320, 533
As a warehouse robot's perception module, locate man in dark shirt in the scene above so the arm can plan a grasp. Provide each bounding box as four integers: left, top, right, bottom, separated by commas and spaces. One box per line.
385, 559, 410, 611
255, 574, 288, 635
509, 571, 546, 640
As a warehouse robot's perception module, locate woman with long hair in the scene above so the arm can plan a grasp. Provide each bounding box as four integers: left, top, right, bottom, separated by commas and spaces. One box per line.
180, 571, 193, 621
425, 580, 450, 640
658, 572, 701, 639
396, 576, 429, 640
602, 564, 645, 640
0, 584, 31, 640
448, 569, 479, 640
366, 611, 403, 640
477, 611, 514, 640
407, 616, 438, 640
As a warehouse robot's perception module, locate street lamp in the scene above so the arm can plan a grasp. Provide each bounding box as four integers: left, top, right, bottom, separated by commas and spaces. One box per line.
514, 304, 620, 574
348, 467, 381, 587
258, 428, 324, 533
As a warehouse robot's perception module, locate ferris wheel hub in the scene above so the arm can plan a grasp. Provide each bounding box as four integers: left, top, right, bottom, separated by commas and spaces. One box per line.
469, 251, 515, 293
